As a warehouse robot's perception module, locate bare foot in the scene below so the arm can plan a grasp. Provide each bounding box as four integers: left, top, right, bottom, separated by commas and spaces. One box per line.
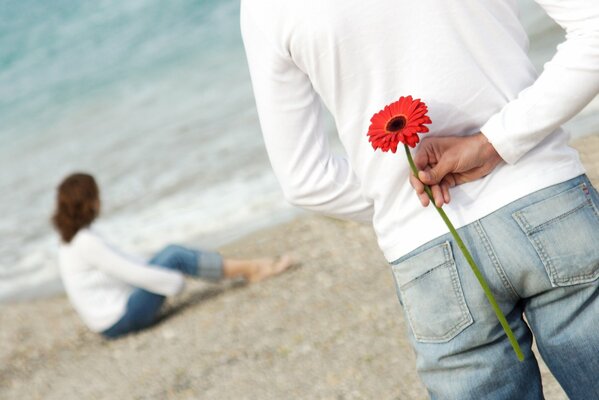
246, 255, 294, 283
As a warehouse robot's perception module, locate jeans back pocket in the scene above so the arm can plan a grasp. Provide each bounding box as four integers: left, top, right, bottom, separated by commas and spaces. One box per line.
512, 182, 599, 287
391, 241, 473, 343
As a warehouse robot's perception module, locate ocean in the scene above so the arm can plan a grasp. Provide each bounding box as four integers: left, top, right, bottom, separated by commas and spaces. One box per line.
1, 0, 597, 302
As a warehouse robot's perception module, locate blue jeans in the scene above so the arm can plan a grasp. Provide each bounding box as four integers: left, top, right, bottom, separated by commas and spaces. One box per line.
390, 174, 599, 399
102, 244, 223, 339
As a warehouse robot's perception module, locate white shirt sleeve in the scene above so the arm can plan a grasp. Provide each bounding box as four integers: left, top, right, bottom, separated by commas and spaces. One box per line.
481, 0, 599, 164
240, 4, 374, 223
76, 231, 185, 296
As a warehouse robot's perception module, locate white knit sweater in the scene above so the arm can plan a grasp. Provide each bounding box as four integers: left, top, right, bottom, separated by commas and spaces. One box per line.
59, 228, 185, 332
241, 0, 598, 261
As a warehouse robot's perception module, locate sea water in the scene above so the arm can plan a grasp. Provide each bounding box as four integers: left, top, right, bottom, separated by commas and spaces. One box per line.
0, 0, 597, 302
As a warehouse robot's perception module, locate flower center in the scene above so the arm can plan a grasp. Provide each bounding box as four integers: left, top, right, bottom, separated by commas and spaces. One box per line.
386, 115, 407, 132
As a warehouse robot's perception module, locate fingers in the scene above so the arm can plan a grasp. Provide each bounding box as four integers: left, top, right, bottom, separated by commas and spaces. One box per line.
409, 172, 430, 207
430, 183, 445, 208
411, 134, 503, 205
413, 138, 438, 170
441, 180, 451, 204
410, 171, 450, 208
413, 141, 428, 170
418, 157, 455, 186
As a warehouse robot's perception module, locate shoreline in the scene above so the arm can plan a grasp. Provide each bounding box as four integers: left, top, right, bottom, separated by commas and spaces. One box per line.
1, 134, 597, 305
1, 134, 597, 399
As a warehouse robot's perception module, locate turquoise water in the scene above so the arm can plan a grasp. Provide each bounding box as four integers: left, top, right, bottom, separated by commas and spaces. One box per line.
0, 0, 242, 138
0, 0, 299, 301
0, 0, 596, 301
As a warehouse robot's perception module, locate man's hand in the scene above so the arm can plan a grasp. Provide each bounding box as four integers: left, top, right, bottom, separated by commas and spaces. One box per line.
409, 132, 503, 207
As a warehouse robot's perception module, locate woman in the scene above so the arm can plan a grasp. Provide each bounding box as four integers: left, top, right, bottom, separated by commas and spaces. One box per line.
52, 172, 292, 339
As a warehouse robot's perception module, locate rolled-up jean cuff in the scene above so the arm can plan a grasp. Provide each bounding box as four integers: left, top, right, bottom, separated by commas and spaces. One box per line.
198, 251, 224, 281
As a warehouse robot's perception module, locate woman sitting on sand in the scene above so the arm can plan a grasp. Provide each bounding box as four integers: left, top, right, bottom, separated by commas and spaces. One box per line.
52, 172, 291, 339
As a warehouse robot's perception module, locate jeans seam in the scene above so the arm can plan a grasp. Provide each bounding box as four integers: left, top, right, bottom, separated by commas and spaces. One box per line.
583, 182, 599, 219
474, 221, 521, 300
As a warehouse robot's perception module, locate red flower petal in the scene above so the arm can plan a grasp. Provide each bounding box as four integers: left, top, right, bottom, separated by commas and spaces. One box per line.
367, 96, 432, 151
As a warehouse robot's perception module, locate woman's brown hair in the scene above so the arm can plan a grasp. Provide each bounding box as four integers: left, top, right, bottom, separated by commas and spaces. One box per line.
52, 173, 100, 243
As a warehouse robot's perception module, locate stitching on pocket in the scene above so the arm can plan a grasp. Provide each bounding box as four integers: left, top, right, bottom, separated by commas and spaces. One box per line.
513, 184, 588, 234
513, 211, 559, 283
401, 261, 451, 290
527, 202, 587, 235
407, 262, 472, 342
448, 264, 472, 331
512, 183, 599, 287
392, 241, 473, 343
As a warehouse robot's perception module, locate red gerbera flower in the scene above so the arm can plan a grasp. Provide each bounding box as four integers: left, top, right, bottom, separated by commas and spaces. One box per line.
367, 96, 432, 152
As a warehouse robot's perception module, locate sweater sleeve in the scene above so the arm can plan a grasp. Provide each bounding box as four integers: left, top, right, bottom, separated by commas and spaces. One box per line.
76, 231, 185, 296
480, 0, 599, 164
240, 3, 374, 223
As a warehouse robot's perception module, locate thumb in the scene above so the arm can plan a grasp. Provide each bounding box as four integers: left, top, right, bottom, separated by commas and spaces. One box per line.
418, 158, 454, 185
413, 139, 436, 170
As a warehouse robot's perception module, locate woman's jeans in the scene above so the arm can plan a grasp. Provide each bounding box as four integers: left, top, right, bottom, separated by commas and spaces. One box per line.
390, 174, 599, 399
102, 245, 223, 339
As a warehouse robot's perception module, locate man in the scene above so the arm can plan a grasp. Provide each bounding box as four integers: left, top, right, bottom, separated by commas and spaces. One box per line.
241, 1, 599, 398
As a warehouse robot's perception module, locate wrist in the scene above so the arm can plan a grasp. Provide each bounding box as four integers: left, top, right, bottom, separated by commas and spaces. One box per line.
476, 132, 503, 167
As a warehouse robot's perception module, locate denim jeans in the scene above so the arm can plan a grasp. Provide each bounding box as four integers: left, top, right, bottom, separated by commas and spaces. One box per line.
102, 244, 223, 339
390, 174, 599, 399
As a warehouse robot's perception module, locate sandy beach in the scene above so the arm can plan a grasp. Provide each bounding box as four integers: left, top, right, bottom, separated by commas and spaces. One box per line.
1, 135, 597, 400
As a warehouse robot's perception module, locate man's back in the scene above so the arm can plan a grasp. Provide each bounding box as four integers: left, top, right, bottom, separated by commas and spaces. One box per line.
242, 0, 591, 259
242, 1, 599, 398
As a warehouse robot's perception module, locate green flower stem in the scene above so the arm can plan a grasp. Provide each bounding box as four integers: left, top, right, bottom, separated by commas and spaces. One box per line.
404, 144, 524, 362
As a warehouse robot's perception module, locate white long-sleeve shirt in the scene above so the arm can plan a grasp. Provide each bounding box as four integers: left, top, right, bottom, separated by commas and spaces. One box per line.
58, 228, 185, 332
241, 0, 598, 261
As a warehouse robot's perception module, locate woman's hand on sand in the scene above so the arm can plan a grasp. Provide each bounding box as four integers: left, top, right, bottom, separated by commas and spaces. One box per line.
409, 132, 503, 207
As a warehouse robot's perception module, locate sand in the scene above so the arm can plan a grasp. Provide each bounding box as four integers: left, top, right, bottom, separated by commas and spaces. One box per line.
1, 135, 598, 400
